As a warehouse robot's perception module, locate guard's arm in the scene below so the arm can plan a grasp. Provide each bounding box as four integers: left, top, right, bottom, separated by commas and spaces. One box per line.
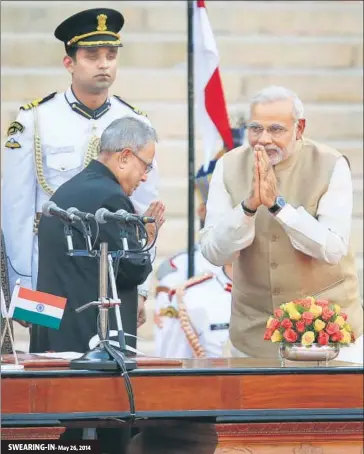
1, 110, 37, 291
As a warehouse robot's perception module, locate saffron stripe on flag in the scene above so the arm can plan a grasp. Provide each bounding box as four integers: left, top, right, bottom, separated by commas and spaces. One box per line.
13, 307, 62, 330
205, 69, 233, 150
18, 287, 66, 309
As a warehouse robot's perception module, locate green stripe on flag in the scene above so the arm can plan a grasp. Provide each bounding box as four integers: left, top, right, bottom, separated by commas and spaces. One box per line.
13, 307, 61, 330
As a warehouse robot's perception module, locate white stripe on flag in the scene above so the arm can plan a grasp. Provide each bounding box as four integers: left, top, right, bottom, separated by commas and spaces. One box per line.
13, 297, 64, 319
194, 1, 219, 168
193, 1, 232, 169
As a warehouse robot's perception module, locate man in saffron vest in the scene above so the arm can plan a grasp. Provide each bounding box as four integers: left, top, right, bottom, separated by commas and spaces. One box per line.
200, 85, 363, 363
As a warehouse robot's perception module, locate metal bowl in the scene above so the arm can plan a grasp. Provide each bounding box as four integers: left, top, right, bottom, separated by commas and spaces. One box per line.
279, 343, 340, 366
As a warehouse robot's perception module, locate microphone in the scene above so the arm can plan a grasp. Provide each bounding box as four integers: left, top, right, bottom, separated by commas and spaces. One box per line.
67, 207, 95, 221
42, 201, 81, 223
95, 208, 154, 225
114, 209, 155, 224
67, 208, 94, 252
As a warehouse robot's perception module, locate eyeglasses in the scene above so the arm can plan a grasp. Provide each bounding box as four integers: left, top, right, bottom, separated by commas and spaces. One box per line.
247, 122, 295, 139
131, 151, 153, 174
117, 147, 154, 173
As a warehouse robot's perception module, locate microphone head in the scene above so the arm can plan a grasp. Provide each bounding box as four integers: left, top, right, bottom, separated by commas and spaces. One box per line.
67, 207, 78, 215
67, 207, 94, 221
94, 208, 109, 224
42, 201, 57, 217
115, 209, 128, 216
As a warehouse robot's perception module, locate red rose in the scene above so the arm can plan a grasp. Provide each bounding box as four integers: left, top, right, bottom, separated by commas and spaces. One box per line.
281, 318, 293, 329
274, 308, 284, 319
299, 299, 312, 310
264, 328, 274, 340
326, 322, 340, 335
283, 328, 298, 343
330, 331, 344, 342
341, 312, 348, 321
269, 318, 280, 330
294, 299, 311, 309
302, 311, 314, 326
322, 307, 335, 321
315, 299, 329, 308
318, 331, 329, 345
295, 320, 306, 333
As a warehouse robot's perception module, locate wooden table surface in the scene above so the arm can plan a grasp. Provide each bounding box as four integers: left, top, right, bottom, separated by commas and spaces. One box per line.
2, 357, 363, 453
2, 357, 363, 420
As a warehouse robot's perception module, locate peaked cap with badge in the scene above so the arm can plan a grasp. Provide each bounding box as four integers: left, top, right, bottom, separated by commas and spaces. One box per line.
54, 8, 124, 49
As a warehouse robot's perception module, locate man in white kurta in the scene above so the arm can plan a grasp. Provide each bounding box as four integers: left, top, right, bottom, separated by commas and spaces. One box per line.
200, 86, 363, 363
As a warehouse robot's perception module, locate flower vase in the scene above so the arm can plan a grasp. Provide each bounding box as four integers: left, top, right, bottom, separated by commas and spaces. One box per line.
279, 343, 340, 367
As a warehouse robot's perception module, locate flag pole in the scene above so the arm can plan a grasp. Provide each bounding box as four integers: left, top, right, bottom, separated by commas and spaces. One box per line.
187, 0, 195, 278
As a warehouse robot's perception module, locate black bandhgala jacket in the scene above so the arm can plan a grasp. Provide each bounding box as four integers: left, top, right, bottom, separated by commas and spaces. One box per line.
30, 160, 152, 353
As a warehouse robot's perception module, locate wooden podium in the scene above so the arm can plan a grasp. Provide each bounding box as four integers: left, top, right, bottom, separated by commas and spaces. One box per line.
1, 356, 363, 453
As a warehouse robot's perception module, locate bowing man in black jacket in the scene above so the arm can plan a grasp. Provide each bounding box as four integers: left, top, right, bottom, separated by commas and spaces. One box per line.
30, 116, 160, 353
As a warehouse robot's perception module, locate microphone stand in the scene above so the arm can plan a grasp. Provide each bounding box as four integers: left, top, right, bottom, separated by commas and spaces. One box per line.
80, 220, 93, 254
63, 223, 75, 255
107, 254, 127, 353
70, 242, 136, 371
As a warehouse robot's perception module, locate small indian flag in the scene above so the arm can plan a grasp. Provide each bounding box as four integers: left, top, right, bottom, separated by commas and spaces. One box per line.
9, 284, 67, 330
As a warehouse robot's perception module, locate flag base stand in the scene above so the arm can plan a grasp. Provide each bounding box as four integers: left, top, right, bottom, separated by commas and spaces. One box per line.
70, 346, 137, 371
1, 363, 24, 370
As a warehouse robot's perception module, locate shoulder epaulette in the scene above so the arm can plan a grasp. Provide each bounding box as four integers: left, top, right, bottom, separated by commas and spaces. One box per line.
184, 273, 214, 290
20, 92, 57, 111
113, 95, 148, 117
168, 273, 214, 302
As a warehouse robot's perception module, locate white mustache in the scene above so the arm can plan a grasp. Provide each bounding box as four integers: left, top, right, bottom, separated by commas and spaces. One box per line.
265, 147, 282, 154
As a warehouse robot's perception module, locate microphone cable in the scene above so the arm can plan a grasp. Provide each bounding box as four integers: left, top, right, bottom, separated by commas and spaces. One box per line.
97, 314, 136, 420
135, 219, 159, 253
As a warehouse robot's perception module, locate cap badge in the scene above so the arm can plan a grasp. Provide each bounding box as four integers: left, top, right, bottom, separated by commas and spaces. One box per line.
96, 14, 108, 32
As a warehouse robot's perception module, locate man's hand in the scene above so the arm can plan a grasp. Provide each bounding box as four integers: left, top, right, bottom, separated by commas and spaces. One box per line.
14, 319, 31, 328
257, 147, 278, 208
143, 200, 165, 244
137, 294, 147, 328
243, 146, 262, 213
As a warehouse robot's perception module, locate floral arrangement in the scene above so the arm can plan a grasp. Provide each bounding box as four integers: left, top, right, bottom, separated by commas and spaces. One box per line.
264, 297, 355, 347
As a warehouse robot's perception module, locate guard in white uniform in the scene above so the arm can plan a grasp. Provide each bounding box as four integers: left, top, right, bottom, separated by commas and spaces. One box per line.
1, 8, 158, 303
155, 265, 233, 358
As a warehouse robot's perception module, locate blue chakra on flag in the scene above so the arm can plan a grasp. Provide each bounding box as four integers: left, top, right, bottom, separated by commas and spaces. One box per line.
36, 303, 45, 313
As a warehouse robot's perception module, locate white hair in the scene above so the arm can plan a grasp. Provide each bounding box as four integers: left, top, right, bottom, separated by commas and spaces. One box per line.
250, 86, 304, 120
100, 116, 158, 155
